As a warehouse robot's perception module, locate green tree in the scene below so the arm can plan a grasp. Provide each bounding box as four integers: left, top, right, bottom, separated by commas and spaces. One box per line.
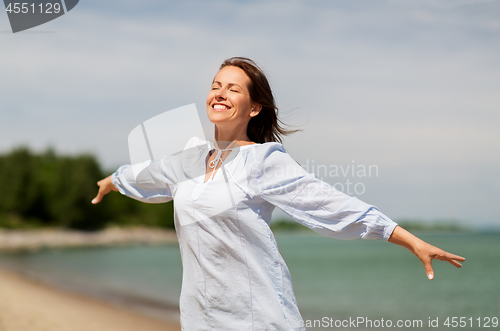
0, 147, 175, 231
0, 148, 45, 224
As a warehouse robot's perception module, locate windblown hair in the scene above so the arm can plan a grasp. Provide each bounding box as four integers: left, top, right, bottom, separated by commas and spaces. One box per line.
220, 57, 299, 144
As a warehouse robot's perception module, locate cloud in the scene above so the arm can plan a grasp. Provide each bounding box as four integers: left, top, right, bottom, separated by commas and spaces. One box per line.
0, 0, 499, 224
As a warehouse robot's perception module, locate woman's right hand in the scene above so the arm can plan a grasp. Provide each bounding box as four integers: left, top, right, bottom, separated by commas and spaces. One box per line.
92, 175, 118, 204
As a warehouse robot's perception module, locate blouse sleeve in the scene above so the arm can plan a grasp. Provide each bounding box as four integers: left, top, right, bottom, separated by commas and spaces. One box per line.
254, 144, 398, 241
111, 158, 175, 204
111, 136, 209, 204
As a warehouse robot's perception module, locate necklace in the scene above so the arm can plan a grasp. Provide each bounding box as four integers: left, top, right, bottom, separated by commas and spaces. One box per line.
208, 148, 233, 180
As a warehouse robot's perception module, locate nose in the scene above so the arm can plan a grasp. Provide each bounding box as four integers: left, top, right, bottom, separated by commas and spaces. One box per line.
214, 88, 226, 100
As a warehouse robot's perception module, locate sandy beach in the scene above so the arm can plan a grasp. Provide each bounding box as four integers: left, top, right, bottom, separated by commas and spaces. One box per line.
0, 267, 181, 331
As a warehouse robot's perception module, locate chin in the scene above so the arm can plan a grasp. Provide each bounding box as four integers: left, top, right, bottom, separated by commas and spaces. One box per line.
207, 114, 227, 125
208, 109, 228, 121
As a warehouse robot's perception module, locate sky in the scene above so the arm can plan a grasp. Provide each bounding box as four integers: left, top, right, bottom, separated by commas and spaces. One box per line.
1, 0, 499, 227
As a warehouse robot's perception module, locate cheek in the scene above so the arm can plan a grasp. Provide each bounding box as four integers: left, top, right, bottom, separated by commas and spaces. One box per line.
233, 96, 252, 113
206, 93, 213, 106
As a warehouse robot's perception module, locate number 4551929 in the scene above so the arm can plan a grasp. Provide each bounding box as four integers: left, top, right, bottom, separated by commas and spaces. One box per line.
5, 3, 62, 14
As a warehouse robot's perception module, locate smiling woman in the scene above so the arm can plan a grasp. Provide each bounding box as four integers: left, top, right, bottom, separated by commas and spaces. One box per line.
207, 65, 262, 144
210, 57, 298, 144
92, 57, 465, 331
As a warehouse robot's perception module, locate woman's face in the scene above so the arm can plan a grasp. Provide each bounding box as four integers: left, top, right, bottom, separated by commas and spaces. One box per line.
206, 66, 260, 129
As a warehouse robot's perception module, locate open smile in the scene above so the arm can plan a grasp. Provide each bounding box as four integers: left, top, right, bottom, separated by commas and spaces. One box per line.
212, 103, 231, 112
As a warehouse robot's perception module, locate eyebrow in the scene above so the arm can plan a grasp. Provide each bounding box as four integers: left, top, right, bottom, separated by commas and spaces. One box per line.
212, 80, 242, 89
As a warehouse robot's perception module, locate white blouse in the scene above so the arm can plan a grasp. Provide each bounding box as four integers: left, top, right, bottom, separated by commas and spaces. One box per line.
111, 137, 398, 331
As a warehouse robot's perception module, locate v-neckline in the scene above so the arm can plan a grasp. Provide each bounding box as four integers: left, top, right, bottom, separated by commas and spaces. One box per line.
203, 148, 231, 184
201, 142, 258, 184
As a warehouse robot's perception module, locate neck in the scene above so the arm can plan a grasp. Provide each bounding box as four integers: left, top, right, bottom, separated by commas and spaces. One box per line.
214, 125, 254, 148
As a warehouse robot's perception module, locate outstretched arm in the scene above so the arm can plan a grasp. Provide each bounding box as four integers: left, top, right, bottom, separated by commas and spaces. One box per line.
388, 225, 465, 280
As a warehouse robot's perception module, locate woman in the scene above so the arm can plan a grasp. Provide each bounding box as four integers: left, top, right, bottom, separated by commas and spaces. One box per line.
93, 57, 465, 330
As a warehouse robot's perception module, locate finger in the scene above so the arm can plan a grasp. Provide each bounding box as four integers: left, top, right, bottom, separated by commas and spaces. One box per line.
423, 259, 434, 280
450, 254, 465, 262
92, 182, 105, 204
446, 254, 465, 268
437, 252, 465, 262
92, 191, 103, 204
449, 259, 463, 268
436, 252, 465, 268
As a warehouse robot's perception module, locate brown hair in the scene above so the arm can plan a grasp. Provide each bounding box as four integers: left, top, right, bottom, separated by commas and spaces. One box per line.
219, 57, 299, 144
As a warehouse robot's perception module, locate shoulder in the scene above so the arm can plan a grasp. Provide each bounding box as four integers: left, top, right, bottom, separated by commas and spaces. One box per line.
247, 142, 299, 169
247, 143, 308, 186
249, 142, 287, 157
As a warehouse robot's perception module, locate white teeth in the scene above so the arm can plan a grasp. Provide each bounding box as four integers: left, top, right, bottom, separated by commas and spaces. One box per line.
213, 104, 228, 110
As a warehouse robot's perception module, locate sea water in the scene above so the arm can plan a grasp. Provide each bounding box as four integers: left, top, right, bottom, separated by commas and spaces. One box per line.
0, 231, 498, 330
279, 231, 499, 330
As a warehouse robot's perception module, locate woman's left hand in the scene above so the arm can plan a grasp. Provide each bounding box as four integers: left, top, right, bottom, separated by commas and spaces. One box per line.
388, 226, 465, 280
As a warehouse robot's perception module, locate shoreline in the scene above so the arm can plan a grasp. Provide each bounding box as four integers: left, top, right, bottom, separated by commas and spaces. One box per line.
0, 266, 181, 331
0, 226, 182, 330
0, 226, 178, 252
0, 262, 181, 323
